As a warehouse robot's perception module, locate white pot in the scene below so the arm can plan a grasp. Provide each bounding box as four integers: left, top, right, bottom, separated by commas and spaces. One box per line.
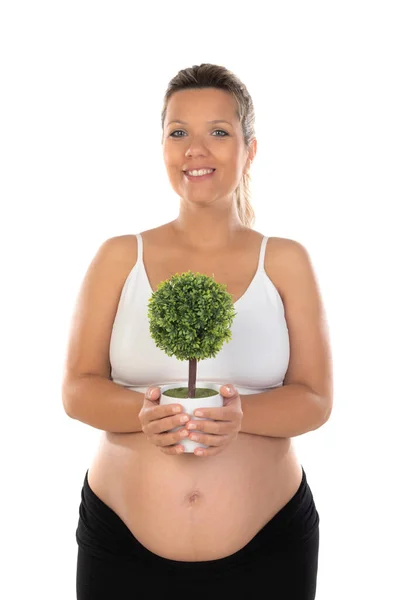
159, 381, 223, 453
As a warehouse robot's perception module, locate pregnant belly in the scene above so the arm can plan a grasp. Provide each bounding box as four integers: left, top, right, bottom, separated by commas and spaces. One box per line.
88, 431, 302, 562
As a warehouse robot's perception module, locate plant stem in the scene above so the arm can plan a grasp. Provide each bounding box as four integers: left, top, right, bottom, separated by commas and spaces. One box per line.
188, 357, 197, 398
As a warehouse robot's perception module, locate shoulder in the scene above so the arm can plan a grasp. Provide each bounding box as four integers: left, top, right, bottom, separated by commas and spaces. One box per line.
266, 236, 309, 262
264, 236, 313, 301
100, 224, 177, 267
98, 233, 137, 252
94, 234, 138, 274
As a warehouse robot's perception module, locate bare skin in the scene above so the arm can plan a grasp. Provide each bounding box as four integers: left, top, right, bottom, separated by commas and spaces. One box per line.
88, 224, 303, 562
86, 88, 303, 561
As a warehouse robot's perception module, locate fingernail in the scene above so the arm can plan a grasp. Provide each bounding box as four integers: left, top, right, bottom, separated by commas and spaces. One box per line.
225, 386, 233, 394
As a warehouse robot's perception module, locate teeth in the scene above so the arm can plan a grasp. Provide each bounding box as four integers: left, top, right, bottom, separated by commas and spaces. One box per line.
187, 169, 214, 176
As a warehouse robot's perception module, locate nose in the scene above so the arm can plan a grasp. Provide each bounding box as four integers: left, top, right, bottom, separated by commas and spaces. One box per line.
185, 135, 211, 158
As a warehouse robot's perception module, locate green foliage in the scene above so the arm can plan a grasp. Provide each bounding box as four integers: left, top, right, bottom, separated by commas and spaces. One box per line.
147, 270, 237, 361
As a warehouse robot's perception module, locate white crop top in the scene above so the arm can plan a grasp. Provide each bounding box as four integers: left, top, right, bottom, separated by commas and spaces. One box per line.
109, 233, 290, 396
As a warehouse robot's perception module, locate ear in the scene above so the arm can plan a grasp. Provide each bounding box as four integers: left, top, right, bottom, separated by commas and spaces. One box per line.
250, 138, 257, 161
245, 138, 257, 174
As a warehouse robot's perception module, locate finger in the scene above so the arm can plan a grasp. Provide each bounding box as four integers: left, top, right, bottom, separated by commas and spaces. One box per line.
192, 408, 233, 422
150, 413, 189, 435
188, 431, 229, 448
145, 401, 184, 423
160, 443, 185, 455
220, 384, 237, 397
186, 419, 232, 435
193, 444, 223, 457
154, 426, 189, 448
144, 387, 161, 401
144, 386, 183, 417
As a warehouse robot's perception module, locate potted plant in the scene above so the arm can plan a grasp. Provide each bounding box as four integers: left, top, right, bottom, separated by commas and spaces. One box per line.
147, 270, 237, 453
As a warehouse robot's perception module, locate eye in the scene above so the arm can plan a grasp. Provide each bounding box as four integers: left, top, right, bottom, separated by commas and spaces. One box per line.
169, 129, 229, 138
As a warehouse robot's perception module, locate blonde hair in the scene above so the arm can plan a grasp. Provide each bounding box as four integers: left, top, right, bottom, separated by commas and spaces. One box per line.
161, 63, 256, 229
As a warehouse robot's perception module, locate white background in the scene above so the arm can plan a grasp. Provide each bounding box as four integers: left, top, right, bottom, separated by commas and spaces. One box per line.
1, 1, 399, 598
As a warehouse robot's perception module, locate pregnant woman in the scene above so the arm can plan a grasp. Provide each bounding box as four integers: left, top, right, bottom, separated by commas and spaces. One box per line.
62, 63, 333, 599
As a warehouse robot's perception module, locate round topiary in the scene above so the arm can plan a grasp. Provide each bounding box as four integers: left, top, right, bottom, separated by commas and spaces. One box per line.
147, 270, 237, 398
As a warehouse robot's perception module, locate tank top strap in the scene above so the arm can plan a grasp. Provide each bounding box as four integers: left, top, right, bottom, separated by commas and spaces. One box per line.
135, 232, 268, 271
257, 236, 269, 271
135, 233, 143, 264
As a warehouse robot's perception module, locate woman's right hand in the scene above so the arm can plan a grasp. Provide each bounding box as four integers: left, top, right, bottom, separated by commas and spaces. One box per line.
138, 387, 190, 455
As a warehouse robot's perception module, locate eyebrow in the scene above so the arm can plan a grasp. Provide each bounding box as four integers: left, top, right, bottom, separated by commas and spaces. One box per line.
167, 119, 233, 127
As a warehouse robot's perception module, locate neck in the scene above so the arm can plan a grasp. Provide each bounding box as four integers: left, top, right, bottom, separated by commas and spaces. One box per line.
170, 205, 246, 253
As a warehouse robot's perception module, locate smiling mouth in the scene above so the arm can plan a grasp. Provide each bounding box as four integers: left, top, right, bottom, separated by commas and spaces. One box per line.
184, 169, 216, 174
183, 169, 216, 181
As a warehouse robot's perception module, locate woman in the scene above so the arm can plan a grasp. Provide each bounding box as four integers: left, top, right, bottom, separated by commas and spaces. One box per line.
63, 63, 333, 599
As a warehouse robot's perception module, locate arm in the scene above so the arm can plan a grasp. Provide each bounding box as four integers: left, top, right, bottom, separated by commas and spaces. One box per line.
240, 383, 330, 438
62, 375, 145, 433
240, 238, 333, 439
61, 235, 146, 434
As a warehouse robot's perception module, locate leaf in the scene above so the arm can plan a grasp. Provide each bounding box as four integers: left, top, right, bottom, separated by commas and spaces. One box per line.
147, 270, 237, 362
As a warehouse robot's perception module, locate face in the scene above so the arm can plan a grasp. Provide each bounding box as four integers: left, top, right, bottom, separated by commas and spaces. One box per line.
162, 88, 256, 205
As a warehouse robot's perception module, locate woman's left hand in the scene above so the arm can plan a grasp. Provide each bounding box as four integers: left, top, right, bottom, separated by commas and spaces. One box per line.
184, 384, 243, 457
